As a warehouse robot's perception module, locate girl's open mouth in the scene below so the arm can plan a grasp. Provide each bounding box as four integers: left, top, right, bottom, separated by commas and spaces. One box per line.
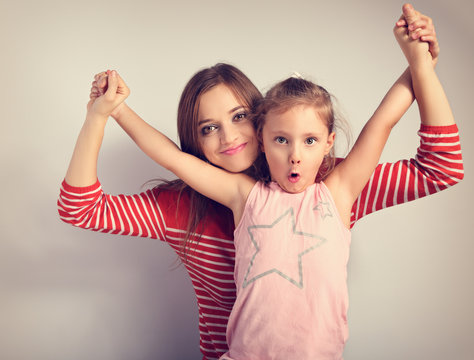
288, 172, 300, 183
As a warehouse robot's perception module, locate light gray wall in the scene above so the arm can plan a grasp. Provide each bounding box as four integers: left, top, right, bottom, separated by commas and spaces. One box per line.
1, 0, 473, 359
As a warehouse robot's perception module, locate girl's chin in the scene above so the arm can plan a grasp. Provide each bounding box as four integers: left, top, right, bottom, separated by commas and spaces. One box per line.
280, 180, 313, 194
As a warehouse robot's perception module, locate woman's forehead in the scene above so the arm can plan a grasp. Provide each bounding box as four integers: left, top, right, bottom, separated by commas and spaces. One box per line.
198, 84, 246, 120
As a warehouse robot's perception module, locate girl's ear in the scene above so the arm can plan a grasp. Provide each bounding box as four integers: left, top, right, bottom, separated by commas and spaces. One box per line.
325, 132, 336, 155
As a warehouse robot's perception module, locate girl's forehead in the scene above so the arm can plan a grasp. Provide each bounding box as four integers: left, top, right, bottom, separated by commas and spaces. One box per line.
265, 105, 328, 130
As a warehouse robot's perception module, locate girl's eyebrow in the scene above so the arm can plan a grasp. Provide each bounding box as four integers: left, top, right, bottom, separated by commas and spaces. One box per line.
267, 128, 324, 137
198, 106, 245, 126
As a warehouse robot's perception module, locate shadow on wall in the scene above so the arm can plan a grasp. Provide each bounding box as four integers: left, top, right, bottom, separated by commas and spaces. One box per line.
2, 139, 201, 360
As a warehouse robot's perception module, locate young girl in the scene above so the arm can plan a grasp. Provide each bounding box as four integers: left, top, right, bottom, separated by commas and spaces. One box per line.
59, 5, 463, 359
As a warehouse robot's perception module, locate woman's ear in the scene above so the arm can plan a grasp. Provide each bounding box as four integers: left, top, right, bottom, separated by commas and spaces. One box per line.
325, 132, 336, 155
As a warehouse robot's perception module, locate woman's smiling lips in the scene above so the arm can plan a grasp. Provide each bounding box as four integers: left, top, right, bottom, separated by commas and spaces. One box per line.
221, 143, 247, 155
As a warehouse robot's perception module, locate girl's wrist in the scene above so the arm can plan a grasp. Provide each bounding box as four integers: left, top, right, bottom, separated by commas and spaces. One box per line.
111, 102, 128, 120
408, 52, 433, 73
84, 113, 108, 129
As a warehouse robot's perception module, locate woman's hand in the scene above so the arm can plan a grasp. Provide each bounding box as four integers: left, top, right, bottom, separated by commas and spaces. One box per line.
87, 70, 129, 118
394, 3, 439, 67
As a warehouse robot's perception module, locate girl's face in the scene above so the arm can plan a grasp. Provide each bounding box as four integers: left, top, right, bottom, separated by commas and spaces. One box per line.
197, 84, 259, 173
261, 104, 335, 193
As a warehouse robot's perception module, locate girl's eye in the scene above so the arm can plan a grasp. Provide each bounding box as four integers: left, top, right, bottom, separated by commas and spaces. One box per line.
201, 125, 218, 135
305, 137, 317, 145
233, 112, 247, 122
275, 136, 288, 144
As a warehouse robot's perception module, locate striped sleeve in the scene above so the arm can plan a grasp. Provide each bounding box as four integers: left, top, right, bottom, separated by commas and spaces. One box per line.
350, 124, 464, 228
57, 179, 167, 240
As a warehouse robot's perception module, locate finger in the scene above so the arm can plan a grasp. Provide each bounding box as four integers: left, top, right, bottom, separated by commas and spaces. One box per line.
412, 28, 435, 39
98, 77, 108, 89
395, 13, 406, 27
420, 34, 436, 43
408, 19, 432, 32
402, 3, 418, 26
114, 72, 129, 96
396, 19, 407, 27
94, 71, 107, 81
410, 28, 423, 40
427, 39, 440, 57
90, 81, 102, 94
94, 73, 109, 94
104, 70, 118, 99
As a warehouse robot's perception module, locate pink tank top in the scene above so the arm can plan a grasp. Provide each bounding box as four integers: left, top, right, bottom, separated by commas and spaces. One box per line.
221, 181, 351, 360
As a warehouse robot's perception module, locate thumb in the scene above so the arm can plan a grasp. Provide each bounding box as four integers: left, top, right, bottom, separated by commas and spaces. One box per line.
402, 3, 417, 25
115, 72, 129, 95
104, 70, 119, 100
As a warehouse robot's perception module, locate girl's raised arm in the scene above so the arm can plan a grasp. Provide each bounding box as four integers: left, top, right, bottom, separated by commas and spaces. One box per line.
83, 71, 253, 221
394, 4, 454, 128
349, 4, 464, 227
65, 70, 129, 187
326, 4, 457, 226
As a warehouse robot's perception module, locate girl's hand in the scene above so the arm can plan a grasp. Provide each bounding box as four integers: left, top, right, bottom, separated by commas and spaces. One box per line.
87, 70, 129, 118
394, 3, 438, 67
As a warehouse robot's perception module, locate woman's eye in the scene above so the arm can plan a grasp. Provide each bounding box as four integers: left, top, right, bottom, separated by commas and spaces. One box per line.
201, 125, 218, 135
233, 112, 247, 121
275, 136, 287, 144
305, 137, 317, 145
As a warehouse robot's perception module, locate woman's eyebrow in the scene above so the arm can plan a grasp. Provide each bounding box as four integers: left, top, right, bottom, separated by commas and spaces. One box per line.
198, 106, 246, 126
198, 118, 212, 126
228, 105, 245, 114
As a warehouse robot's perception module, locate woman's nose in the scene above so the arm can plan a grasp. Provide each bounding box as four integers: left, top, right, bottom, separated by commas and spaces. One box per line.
220, 124, 238, 144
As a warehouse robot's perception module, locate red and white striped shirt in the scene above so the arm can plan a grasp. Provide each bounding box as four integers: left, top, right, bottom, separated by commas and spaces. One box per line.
57, 124, 463, 360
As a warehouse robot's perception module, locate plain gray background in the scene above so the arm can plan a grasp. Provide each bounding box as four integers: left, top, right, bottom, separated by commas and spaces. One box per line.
1, 0, 473, 359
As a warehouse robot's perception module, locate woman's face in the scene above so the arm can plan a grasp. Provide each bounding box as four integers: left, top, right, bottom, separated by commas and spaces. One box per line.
197, 84, 259, 173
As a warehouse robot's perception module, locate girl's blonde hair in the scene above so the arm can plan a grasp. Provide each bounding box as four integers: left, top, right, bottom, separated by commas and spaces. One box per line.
252, 76, 348, 183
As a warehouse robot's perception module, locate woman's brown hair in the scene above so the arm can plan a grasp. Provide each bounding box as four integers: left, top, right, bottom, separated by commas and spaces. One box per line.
156, 63, 263, 259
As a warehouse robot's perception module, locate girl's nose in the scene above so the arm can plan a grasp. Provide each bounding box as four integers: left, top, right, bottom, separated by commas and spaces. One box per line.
289, 144, 301, 165
290, 147, 301, 164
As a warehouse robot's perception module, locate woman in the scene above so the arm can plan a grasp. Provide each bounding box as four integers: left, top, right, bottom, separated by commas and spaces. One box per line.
58, 5, 463, 359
